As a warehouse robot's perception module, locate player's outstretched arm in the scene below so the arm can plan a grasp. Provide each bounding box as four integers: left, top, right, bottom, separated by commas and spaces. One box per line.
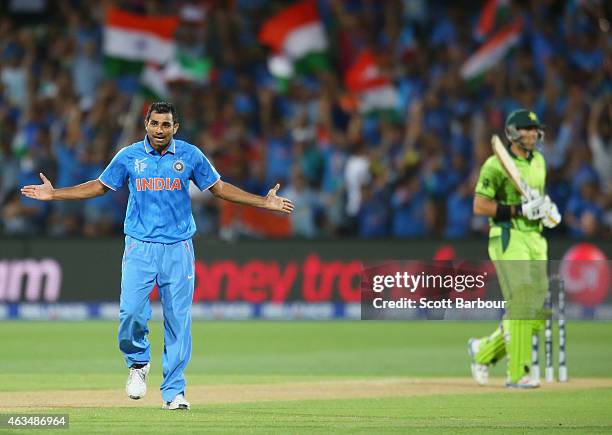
21, 173, 109, 201
210, 180, 294, 214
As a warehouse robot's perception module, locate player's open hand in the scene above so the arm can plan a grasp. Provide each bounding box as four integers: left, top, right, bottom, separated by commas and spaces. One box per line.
264, 183, 294, 214
21, 173, 55, 201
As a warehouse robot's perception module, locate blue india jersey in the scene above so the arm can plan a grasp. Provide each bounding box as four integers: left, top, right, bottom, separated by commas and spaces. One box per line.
98, 136, 220, 243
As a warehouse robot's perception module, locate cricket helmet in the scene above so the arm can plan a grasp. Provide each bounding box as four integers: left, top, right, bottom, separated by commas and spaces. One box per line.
505, 109, 543, 142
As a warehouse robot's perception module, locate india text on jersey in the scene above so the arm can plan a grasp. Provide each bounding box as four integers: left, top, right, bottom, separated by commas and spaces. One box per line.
136, 178, 182, 191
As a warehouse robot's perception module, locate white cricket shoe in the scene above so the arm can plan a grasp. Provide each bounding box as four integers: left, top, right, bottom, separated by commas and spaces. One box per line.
126, 363, 150, 399
162, 393, 190, 410
506, 374, 541, 389
468, 338, 489, 386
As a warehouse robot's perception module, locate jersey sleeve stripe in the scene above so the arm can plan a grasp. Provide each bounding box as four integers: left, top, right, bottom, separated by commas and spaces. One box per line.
474, 191, 494, 199
98, 177, 117, 191
199, 174, 221, 191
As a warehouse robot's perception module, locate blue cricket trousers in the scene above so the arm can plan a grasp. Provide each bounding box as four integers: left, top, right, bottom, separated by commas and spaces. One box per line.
118, 235, 195, 403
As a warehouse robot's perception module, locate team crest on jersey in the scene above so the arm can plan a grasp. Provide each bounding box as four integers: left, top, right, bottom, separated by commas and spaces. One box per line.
172, 160, 185, 173
134, 158, 148, 174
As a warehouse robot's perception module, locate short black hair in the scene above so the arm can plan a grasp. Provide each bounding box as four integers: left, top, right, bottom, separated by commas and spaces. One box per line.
145, 102, 178, 124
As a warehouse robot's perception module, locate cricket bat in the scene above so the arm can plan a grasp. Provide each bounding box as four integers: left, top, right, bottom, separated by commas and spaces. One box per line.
491, 134, 530, 197
491, 134, 559, 224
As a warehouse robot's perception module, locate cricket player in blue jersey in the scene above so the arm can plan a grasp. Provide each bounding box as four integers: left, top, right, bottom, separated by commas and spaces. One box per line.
21, 102, 294, 410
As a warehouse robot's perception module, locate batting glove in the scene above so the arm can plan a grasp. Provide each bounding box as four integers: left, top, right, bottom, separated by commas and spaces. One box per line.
520, 181, 542, 202
521, 196, 546, 221
541, 195, 561, 228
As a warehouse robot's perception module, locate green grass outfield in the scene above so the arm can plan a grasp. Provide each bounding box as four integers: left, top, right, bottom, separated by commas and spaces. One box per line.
0, 321, 611, 433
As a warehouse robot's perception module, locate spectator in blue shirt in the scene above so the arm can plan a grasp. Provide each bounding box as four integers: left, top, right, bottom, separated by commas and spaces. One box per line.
358, 175, 390, 238
445, 179, 473, 239
391, 172, 428, 238
565, 179, 603, 238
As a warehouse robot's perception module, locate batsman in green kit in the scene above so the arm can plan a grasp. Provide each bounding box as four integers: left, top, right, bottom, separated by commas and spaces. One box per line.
468, 109, 561, 388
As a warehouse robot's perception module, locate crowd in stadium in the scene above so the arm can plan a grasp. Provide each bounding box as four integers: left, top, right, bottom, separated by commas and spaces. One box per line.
1, 0, 610, 239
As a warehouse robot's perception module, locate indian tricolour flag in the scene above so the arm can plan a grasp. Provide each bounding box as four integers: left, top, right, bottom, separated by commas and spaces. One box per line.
103, 6, 179, 75
141, 63, 169, 99
345, 50, 399, 115
141, 54, 215, 100
164, 54, 214, 84
460, 19, 523, 81
474, 0, 510, 41
258, 0, 329, 77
